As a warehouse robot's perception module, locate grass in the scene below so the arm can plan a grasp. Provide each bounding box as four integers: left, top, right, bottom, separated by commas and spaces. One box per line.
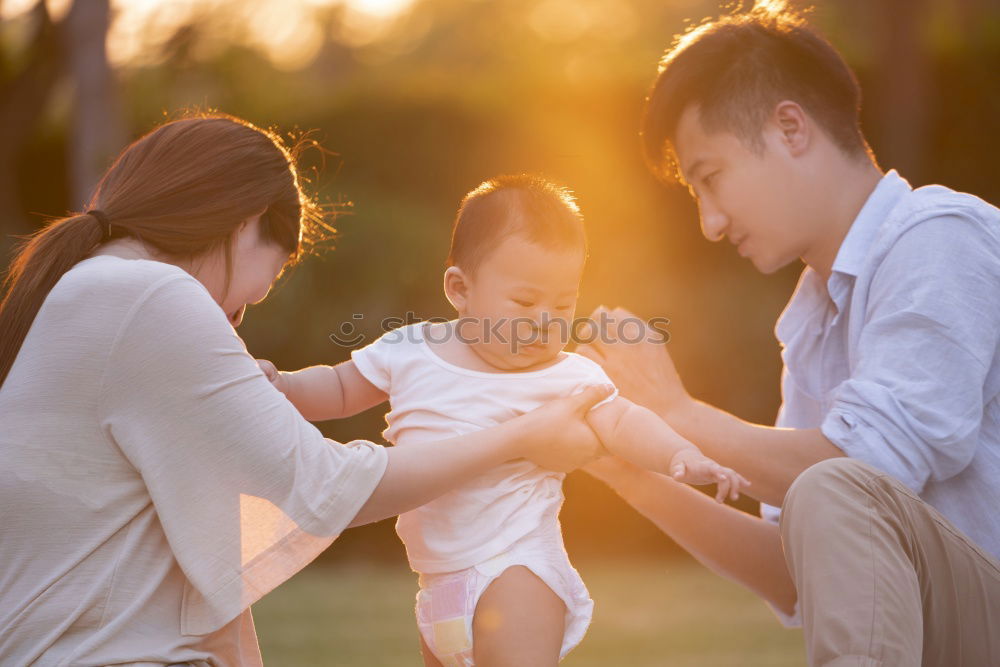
254, 558, 805, 666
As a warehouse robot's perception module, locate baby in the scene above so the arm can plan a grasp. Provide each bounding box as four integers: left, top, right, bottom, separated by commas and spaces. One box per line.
260, 175, 748, 665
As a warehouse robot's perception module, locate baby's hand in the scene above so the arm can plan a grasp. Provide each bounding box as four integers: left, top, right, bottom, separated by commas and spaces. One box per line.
669, 449, 751, 503
256, 359, 288, 395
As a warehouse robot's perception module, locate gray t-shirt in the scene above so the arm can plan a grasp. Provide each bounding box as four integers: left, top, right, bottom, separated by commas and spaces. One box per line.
0, 256, 387, 666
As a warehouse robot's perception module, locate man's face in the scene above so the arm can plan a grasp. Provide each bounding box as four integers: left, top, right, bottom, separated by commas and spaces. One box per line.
673, 104, 808, 274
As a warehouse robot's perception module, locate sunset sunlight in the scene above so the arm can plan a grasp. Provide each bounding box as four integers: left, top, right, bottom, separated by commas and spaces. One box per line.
2, 0, 997, 665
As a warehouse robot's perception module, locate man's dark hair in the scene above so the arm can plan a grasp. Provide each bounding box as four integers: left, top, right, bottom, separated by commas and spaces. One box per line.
447, 174, 586, 274
642, 0, 871, 182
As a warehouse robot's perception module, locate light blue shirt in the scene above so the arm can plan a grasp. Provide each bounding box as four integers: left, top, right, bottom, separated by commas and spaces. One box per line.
760, 170, 1000, 563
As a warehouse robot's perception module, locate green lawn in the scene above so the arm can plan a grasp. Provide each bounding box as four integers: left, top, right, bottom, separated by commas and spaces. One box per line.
254, 559, 805, 666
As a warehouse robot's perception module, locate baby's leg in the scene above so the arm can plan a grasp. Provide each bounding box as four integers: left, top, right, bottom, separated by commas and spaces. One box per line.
472, 565, 566, 666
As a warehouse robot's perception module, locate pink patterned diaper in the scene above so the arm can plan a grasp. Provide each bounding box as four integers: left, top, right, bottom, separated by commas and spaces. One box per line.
414, 527, 592, 666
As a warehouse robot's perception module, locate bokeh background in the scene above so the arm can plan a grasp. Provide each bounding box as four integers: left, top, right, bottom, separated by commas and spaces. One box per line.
3, 0, 998, 663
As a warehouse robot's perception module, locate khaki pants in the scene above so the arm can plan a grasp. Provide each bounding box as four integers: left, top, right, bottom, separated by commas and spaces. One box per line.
780, 458, 1000, 667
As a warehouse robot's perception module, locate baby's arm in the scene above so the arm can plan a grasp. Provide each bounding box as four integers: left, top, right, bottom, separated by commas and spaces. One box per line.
257, 359, 387, 421
587, 397, 750, 502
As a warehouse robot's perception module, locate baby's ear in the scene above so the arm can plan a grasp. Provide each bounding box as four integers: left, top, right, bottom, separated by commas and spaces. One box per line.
443, 266, 469, 310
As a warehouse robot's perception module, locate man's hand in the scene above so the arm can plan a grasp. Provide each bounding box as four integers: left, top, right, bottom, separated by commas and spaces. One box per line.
576, 306, 690, 417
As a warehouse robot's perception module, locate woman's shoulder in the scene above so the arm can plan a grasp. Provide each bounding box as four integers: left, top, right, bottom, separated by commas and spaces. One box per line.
70, 254, 193, 286
59, 256, 208, 309
43, 256, 219, 342
10, 258, 222, 407
65, 258, 237, 377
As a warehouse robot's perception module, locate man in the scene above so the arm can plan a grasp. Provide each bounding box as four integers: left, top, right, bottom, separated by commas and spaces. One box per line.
579, 2, 1000, 664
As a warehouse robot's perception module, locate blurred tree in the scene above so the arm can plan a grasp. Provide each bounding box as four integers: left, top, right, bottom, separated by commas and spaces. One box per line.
64, 0, 123, 207
0, 1, 61, 230
873, 0, 931, 178
2, 0, 997, 564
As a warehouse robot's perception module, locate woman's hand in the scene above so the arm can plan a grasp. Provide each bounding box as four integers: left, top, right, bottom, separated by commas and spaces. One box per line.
576, 306, 691, 418
516, 384, 615, 473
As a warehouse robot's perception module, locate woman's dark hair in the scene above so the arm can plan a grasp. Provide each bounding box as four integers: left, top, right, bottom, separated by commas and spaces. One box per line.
0, 112, 333, 387
642, 0, 871, 182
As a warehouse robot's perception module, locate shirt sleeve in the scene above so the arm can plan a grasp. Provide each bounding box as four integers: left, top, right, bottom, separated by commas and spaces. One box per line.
350, 328, 400, 393
571, 355, 620, 410
100, 274, 388, 636
821, 214, 1000, 493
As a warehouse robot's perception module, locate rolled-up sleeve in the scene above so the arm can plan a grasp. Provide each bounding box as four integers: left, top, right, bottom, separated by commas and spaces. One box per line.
822, 215, 1000, 493
99, 274, 388, 635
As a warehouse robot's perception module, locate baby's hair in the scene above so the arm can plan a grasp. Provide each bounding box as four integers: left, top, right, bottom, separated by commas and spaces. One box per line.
447, 174, 586, 275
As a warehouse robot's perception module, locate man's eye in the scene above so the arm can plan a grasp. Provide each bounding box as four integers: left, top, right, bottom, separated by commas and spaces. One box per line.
703, 171, 719, 189
513, 299, 534, 307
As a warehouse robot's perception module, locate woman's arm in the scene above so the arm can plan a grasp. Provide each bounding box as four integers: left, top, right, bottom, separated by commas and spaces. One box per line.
585, 456, 797, 616
349, 383, 614, 526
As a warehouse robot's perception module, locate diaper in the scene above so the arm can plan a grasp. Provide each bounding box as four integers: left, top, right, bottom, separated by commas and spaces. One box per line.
414, 525, 592, 666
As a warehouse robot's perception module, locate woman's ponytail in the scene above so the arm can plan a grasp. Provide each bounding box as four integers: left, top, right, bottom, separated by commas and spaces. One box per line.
0, 213, 106, 387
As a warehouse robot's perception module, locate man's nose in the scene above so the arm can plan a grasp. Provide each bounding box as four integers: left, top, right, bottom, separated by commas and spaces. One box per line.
698, 198, 729, 242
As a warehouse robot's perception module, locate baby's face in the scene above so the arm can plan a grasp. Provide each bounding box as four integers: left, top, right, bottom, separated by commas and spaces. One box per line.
456, 235, 585, 371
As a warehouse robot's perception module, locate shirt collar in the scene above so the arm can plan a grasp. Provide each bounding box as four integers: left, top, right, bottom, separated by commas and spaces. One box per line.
776, 170, 912, 342
830, 169, 912, 279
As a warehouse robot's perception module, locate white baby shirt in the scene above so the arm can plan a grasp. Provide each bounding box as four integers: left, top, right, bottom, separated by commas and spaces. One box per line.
352, 322, 615, 573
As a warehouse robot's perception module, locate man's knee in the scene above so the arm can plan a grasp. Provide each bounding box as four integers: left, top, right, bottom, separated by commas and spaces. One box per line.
781, 458, 879, 535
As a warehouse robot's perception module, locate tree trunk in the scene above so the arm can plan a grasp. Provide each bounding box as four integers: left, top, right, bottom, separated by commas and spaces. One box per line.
872, 0, 931, 180
64, 0, 124, 209
0, 1, 61, 234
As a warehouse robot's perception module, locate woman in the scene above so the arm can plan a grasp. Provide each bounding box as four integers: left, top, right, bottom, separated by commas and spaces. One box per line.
0, 113, 610, 666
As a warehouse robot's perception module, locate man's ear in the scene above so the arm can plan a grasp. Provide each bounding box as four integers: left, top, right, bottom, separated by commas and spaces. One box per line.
443, 266, 470, 311
771, 100, 811, 157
